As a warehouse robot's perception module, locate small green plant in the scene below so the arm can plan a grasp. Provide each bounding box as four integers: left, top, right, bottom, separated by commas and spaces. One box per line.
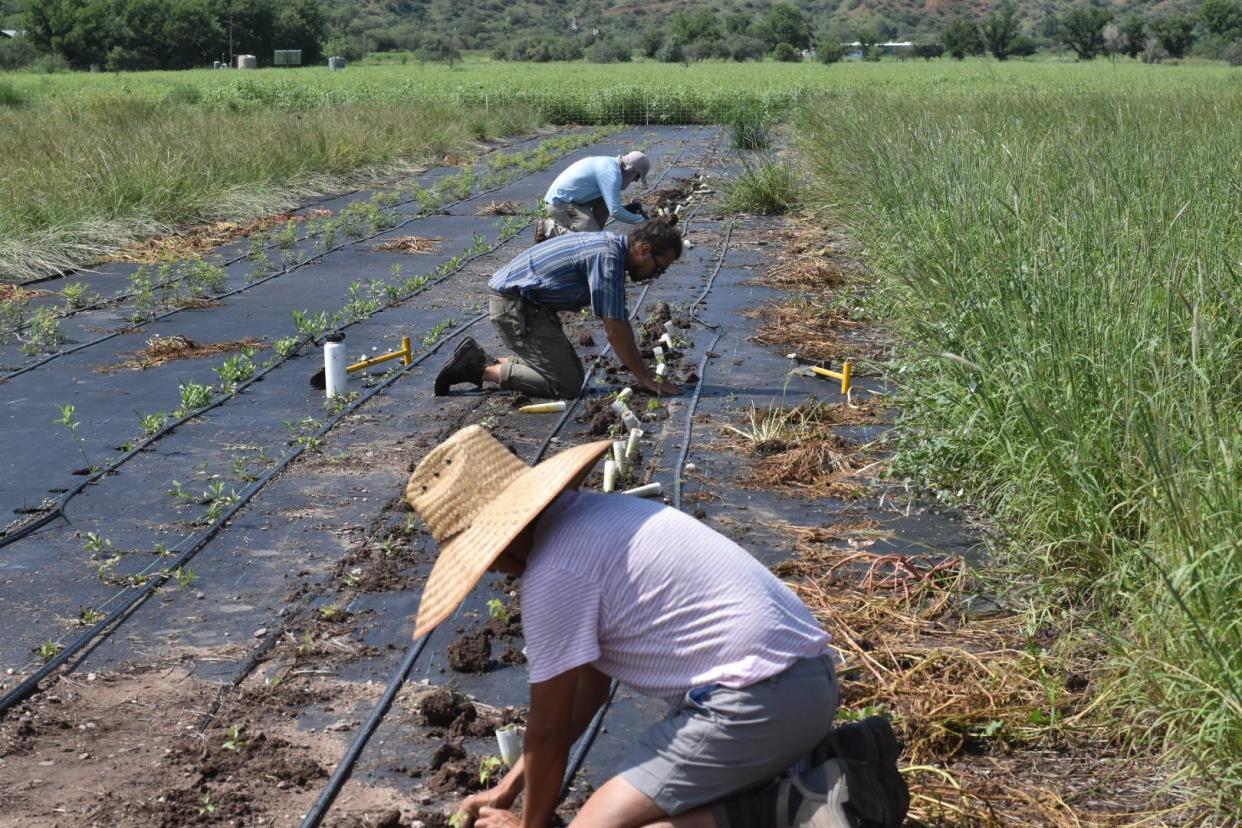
167, 479, 194, 503
422, 318, 456, 347
319, 603, 345, 621
478, 755, 504, 785
78, 607, 105, 625
36, 640, 64, 663
128, 267, 157, 322
138, 410, 166, 437
213, 351, 255, 388
61, 281, 99, 310
724, 154, 800, 216
646, 398, 662, 412
175, 382, 213, 416
198, 791, 216, 816
222, 723, 246, 751
292, 309, 330, 339
185, 259, 228, 296
82, 531, 113, 555
277, 219, 299, 250
21, 306, 65, 355
172, 567, 196, 588
55, 403, 93, 469
274, 336, 301, 358
96, 553, 122, 583
729, 106, 771, 150
248, 231, 273, 278
487, 598, 510, 626
153, 542, 172, 556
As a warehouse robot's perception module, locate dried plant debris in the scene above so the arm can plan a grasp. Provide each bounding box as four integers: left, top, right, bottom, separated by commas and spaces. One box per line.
744, 299, 859, 364
0, 284, 49, 304
95, 334, 265, 374
104, 212, 318, 263
779, 524, 1193, 826
374, 235, 441, 254
719, 400, 884, 498
476, 200, 521, 216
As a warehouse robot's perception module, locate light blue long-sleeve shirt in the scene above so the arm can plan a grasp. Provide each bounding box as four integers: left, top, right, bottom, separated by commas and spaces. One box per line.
544, 156, 645, 224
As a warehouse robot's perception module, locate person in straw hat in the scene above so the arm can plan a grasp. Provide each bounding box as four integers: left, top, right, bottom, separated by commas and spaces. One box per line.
534, 151, 652, 242
406, 426, 909, 828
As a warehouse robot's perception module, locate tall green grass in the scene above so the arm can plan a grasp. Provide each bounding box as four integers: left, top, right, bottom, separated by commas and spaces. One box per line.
0, 101, 541, 280
797, 90, 1241, 813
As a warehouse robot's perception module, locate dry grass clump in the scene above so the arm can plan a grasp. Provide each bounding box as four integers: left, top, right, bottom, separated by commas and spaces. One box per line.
374, 235, 441, 254
745, 298, 858, 363
476, 200, 521, 216
105, 213, 313, 264
0, 285, 48, 304
95, 334, 265, 374
783, 527, 1186, 826
719, 400, 884, 498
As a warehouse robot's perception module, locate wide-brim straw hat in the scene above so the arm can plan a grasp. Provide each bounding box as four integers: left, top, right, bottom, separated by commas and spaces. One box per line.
405, 425, 611, 639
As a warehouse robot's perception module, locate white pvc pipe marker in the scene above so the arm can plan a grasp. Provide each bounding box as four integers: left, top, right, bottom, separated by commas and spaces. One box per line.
626, 428, 644, 461
612, 440, 626, 475
623, 482, 662, 498
603, 460, 617, 493
323, 338, 347, 399
496, 726, 523, 767
519, 401, 567, 413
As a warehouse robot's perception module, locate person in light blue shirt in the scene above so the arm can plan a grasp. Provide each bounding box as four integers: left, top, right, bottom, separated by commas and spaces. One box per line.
536, 151, 651, 241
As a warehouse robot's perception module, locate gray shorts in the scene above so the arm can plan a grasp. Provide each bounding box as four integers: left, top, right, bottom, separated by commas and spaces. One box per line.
620, 655, 839, 817
547, 198, 610, 233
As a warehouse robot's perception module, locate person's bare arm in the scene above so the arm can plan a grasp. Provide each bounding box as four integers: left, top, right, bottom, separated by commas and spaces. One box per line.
603, 317, 682, 396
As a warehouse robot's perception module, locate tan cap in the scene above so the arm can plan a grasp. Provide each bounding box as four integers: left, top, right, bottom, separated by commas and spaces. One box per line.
619, 151, 650, 187
405, 425, 610, 639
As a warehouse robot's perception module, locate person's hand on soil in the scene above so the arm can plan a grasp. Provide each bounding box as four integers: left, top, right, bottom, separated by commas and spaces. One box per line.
474, 806, 522, 828
642, 376, 683, 396
454, 789, 507, 828
625, 199, 648, 218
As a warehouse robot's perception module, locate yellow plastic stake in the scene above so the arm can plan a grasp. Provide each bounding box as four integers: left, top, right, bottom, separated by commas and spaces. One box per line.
811, 361, 852, 395
346, 336, 413, 374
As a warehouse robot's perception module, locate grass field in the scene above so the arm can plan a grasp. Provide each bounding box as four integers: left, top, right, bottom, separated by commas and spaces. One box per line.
796, 85, 1241, 814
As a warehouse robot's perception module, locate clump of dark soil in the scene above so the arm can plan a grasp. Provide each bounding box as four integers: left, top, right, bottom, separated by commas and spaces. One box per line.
419, 688, 474, 727
424, 742, 488, 794
577, 397, 617, 436
414, 811, 452, 828
190, 728, 326, 787
577, 332, 595, 347
448, 629, 492, 673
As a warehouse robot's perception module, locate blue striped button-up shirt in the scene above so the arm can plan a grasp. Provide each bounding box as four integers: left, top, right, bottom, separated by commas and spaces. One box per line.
488, 231, 629, 320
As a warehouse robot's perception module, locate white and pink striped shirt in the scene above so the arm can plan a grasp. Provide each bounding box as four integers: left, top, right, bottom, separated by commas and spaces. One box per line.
521, 491, 830, 701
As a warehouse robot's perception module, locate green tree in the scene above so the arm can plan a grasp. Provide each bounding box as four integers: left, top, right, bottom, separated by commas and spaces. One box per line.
771, 41, 800, 61
723, 12, 752, 37
1118, 14, 1146, 59
1057, 6, 1111, 60
25, 0, 115, 68
980, 0, 1020, 60
274, 0, 327, 64
668, 7, 720, 45
417, 31, 459, 66
1200, 0, 1242, 40
762, 3, 811, 50
1149, 14, 1197, 58
941, 17, 980, 60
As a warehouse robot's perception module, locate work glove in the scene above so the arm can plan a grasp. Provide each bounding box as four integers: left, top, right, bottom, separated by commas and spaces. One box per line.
624, 199, 648, 218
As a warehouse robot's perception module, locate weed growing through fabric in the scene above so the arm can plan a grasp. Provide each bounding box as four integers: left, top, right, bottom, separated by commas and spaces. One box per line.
319, 603, 344, 621
0, 299, 23, 344
96, 554, 122, 583
55, 403, 93, 469
78, 607, 105, 626
274, 336, 301, 358
82, 531, 112, 556
174, 382, 212, 417
248, 232, 272, 280
292, 309, 330, 339
486, 598, 510, 625
172, 567, 196, 588
167, 480, 194, 503
138, 411, 166, 437
128, 267, 156, 322
184, 259, 227, 297
213, 350, 256, 388
36, 641, 64, 663
277, 220, 298, 250
422, 318, 456, 347
60, 281, 99, 310
21, 306, 65, 355
153, 542, 171, 556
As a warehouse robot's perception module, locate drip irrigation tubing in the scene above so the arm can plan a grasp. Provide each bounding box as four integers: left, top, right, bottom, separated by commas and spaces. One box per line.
0, 313, 487, 717
246, 133, 722, 827
0, 215, 532, 550
672, 333, 724, 512
1, 130, 618, 382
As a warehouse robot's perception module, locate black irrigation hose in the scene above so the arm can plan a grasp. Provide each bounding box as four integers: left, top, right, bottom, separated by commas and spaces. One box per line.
0, 313, 487, 717
558, 678, 621, 802
672, 333, 724, 512
688, 218, 735, 322
0, 222, 524, 550
299, 632, 432, 828
295, 133, 725, 827
1, 131, 612, 382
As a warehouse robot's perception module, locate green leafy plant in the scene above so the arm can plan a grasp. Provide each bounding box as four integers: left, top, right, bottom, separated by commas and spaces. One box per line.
21, 306, 65, 355
82, 531, 113, 555
213, 351, 255, 388
422, 318, 456, 347
274, 336, 301, 358
78, 607, 105, 625
198, 791, 216, 816
128, 267, 157, 322
61, 281, 99, 310
487, 598, 510, 626
55, 403, 93, 469
478, 755, 504, 785
36, 640, 64, 663
172, 567, 196, 588
222, 723, 246, 751
175, 382, 213, 417
138, 411, 166, 437
319, 603, 345, 621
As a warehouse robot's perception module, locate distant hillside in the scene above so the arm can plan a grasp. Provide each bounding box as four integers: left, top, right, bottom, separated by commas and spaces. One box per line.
324, 0, 1205, 49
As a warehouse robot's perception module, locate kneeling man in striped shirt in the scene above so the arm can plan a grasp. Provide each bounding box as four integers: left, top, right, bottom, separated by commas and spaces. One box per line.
434, 216, 684, 400
406, 426, 909, 828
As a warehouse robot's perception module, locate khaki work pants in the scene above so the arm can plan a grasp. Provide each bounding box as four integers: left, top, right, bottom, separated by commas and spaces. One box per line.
488, 292, 585, 399
547, 197, 610, 235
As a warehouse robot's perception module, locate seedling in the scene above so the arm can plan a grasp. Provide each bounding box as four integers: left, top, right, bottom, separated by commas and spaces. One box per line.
198, 791, 216, 816
175, 382, 213, 417
292, 309, 330, 339
78, 607, 105, 626
96, 554, 122, 583
36, 641, 64, 663
449, 815, 467, 828
319, 604, 345, 621
213, 351, 255, 388
422, 318, 456, 347
138, 411, 166, 437
55, 403, 92, 469
646, 398, 662, 412
487, 599, 510, 626
222, 723, 246, 751
274, 336, 301, 358
172, 567, 196, 588
61, 281, 99, 310
153, 543, 172, 556
167, 480, 194, 503
478, 755, 504, 785
128, 268, 156, 322
82, 531, 113, 556
278, 220, 299, 250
